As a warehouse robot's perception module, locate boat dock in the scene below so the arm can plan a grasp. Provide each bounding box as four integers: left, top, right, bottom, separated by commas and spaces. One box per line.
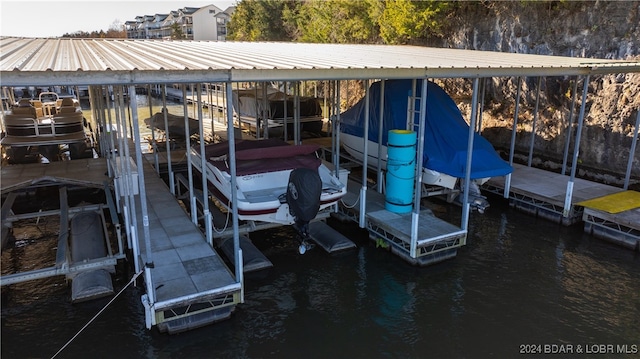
131, 154, 241, 334
578, 191, 640, 250
483, 163, 623, 225
483, 163, 640, 250
337, 180, 466, 266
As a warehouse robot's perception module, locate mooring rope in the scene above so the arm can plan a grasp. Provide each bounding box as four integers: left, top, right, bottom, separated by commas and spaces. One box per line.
51, 268, 145, 359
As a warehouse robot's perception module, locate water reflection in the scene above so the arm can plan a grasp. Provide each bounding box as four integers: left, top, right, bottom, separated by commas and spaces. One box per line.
2, 196, 639, 358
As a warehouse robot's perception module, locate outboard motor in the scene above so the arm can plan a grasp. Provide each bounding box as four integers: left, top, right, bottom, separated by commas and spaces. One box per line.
286, 168, 322, 254
456, 180, 490, 214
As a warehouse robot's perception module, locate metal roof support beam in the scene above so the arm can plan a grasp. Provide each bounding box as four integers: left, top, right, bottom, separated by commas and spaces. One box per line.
262, 82, 269, 139
294, 82, 301, 145
148, 85, 160, 175
527, 77, 542, 167
562, 77, 579, 175
161, 84, 175, 195
182, 84, 197, 225
624, 107, 640, 190
226, 81, 244, 300
283, 81, 289, 141
476, 78, 487, 134
410, 79, 429, 258
461, 78, 480, 232
0, 70, 230, 87
377, 80, 385, 193
196, 83, 213, 246
504, 76, 523, 198
129, 84, 155, 273
359, 79, 370, 229
564, 74, 590, 217
332, 81, 342, 178
226, 67, 598, 83
114, 85, 140, 273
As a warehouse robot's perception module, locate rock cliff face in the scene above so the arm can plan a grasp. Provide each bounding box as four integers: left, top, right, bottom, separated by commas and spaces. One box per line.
433, 1, 640, 185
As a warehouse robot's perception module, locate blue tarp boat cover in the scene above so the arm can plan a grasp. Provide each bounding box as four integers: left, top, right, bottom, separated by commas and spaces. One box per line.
340, 80, 513, 179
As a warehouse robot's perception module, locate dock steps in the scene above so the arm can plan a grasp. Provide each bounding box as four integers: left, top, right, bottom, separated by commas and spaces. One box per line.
308, 220, 357, 253
219, 235, 273, 273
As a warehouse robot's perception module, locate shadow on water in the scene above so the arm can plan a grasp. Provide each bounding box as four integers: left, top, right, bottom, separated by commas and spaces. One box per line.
2, 192, 639, 358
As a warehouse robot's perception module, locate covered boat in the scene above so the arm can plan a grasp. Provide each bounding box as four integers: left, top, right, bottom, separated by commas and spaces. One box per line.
340, 79, 513, 210
231, 84, 324, 137
144, 109, 199, 138
191, 138, 346, 226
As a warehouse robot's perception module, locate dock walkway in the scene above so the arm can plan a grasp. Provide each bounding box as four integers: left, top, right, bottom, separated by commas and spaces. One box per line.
484, 163, 622, 225
133, 154, 241, 334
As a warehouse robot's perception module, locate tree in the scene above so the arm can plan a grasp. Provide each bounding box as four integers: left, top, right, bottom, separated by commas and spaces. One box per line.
228, 0, 295, 41
170, 23, 186, 40
227, 0, 452, 45
378, 0, 450, 45
288, 0, 379, 43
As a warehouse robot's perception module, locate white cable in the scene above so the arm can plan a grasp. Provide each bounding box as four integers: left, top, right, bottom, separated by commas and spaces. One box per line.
51, 268, 145, 359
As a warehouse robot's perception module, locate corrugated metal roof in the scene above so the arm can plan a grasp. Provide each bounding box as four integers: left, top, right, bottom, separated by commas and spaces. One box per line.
1, 37, 639, 86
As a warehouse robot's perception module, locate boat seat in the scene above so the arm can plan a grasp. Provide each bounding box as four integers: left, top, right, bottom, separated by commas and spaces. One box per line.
57, 98, 79, 114
58, 106, 79, 114
11, 106, 38, 118
52, 113, 84, 134
60, 98, 76, 107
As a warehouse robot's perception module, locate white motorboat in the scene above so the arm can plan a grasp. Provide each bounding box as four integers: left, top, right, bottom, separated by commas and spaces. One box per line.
191, 138, 347, 226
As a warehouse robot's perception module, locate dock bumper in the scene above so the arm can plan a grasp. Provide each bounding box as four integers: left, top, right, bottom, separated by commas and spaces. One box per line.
308, 220, 357, 253
219, 235, 273, 273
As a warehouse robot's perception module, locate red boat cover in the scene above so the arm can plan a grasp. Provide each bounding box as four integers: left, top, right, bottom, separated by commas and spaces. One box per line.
204, 139, 321, 176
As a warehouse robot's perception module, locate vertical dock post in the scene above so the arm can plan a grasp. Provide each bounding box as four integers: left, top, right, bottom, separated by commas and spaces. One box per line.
624, 109, 640, 190
409, 79, 429, 258
183, 85, 197, 225
562, 77, 579, 175
564, 75, 590, 217
226, 81, 244, 294
161, 84, 175, 195
197, 83, 213, 246
461, 78, 480, 232
129, 85, 155, 299
359, 80, 370, 229
505, 76, 522, 198
377, 80, 385, 193
528, 77, 542, 167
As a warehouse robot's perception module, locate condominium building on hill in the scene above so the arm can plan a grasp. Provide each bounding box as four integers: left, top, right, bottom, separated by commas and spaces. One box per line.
124, 4, 235, 41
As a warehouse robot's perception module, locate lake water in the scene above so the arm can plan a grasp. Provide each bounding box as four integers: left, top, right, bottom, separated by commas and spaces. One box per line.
2, 194, 639, 358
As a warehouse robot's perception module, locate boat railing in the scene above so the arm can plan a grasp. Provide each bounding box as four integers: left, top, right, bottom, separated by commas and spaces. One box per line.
3, 111, 84, 138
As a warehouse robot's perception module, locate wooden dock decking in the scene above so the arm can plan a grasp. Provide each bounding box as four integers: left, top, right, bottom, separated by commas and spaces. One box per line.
484, 163, 622, 225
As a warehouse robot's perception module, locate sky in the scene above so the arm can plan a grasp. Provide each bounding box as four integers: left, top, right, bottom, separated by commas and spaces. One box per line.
1, 0, 235, 38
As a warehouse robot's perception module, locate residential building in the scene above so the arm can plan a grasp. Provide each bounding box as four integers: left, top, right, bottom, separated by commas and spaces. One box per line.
124, 4, 235, 41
